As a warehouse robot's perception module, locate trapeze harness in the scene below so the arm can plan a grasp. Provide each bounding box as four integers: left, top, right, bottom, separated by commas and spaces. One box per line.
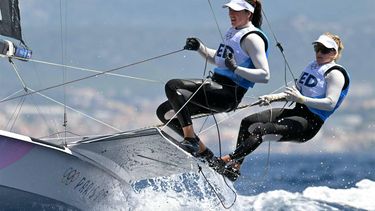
230, 61, 350, 163
164, 25, 269, 127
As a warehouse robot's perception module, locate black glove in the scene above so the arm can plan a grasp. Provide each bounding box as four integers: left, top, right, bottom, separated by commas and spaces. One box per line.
225, 53, 238, 71
184, 37, 200, 51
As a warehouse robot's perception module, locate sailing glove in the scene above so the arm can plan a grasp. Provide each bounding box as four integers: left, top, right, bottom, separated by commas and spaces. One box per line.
184, 37, 200, 51
258, 93, 287, 106
284, 86, 305, 104
225, 53, 238, 71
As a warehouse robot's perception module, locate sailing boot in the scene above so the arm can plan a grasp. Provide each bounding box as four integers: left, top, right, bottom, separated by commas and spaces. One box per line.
222, 166, 241, 182
209, 157, 227, 174
180, 137, 200, 156
209, 157, 241, 181
196, 147, 214, 163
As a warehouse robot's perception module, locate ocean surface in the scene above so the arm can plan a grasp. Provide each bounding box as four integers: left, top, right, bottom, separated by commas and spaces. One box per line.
129, 152, 375, 211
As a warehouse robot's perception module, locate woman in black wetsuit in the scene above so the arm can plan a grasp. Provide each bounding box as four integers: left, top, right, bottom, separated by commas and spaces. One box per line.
157, 0, 270, 158
215, 32, 350, 181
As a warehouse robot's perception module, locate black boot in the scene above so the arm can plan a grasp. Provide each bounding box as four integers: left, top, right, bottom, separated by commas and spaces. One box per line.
196, 147, 214, 162
180, 137, 200, 155
209, 157, 241, 182
209, 157, 227, 174
222, 166, 241, 182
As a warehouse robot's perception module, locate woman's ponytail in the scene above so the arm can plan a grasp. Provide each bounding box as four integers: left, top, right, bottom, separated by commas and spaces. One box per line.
248, 0, 263, 28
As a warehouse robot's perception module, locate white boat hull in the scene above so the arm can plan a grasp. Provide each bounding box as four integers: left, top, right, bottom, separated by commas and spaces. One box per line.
0, 130, 132, 210
0, 128, 217, 210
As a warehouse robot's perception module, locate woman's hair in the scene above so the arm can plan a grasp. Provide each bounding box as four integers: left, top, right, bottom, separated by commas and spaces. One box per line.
247, 0, 262, 28
325, 32, 344, 61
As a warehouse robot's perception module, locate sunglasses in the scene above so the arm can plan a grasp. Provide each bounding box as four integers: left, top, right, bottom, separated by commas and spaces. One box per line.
313, 44, 335, 54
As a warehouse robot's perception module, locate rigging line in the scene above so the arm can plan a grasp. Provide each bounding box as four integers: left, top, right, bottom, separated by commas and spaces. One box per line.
198, 165, 237, 209
59, 0, 68, 143
9, 97, 25, 131
160, 77, 210, 132
42, 131, 129, 142
0, 49, 184, 104
207, 114, 239, 209
212, 113, 223, 158
68, 132, 125, 145
27, 87, 121, 132
226, 103, 274, 183
38, 130, 81, 140
38, 131, 119, 141
196, 81, 293, 134
261, 8, 297, 84
193, 14, 238, 204
154, 81, 294, 136
28, 94, 62, 141
207, 0, 225, 43
9, 60, 62, 139
136, 154, 180, 168
1, 89, 23, 101
197, 46, 214, 135
27, 58, 162, 83
6, 96, 25, 131
7, 60, 28, 131
153, 81, 294, 135
9, 60, 28, 91
41, 136, 88, 142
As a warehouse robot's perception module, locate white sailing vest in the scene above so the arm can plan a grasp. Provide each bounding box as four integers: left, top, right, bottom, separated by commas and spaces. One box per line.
213, 24, 268, 89
297, 60, 350, 121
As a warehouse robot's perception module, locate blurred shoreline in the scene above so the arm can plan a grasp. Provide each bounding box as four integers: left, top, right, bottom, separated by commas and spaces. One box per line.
0, 81, 373, 154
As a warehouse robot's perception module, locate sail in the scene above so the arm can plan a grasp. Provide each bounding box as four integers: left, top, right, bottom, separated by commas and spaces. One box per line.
0, 0, 22, 41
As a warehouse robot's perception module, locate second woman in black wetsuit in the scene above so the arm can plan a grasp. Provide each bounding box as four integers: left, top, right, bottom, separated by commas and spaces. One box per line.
215, 32, 350, 181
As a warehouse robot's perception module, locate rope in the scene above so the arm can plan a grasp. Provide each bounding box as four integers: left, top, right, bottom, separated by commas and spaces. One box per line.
6, 95, 25, 131
207, 0, 225, 43
28, 87, 122, 132
198, 164, 237, 209
262, 7, 297, 85
0, 49, 183, 104
160, 77, 211, 131
7, 60, 59, 135
59, 0, 68, 145
27, 58, 162, 83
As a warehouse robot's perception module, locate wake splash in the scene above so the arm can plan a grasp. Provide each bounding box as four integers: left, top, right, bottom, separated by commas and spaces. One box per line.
131, 172, 237, 210
128, 177, 375, 211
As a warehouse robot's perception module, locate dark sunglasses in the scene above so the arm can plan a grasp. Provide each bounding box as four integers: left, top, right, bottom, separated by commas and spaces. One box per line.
313, 44, 335, 54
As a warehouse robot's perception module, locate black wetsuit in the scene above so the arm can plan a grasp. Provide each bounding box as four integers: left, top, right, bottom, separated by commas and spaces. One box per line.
230, 103, 324, 164
157, 27, 269, 136
157, 74, 247, 135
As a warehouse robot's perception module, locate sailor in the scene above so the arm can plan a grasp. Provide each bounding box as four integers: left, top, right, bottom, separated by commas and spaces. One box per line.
157, 0, 270, 159
215, 32, 350, 181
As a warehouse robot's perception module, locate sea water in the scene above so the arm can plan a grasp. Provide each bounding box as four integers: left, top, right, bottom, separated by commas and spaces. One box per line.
131, 152, 375, 211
